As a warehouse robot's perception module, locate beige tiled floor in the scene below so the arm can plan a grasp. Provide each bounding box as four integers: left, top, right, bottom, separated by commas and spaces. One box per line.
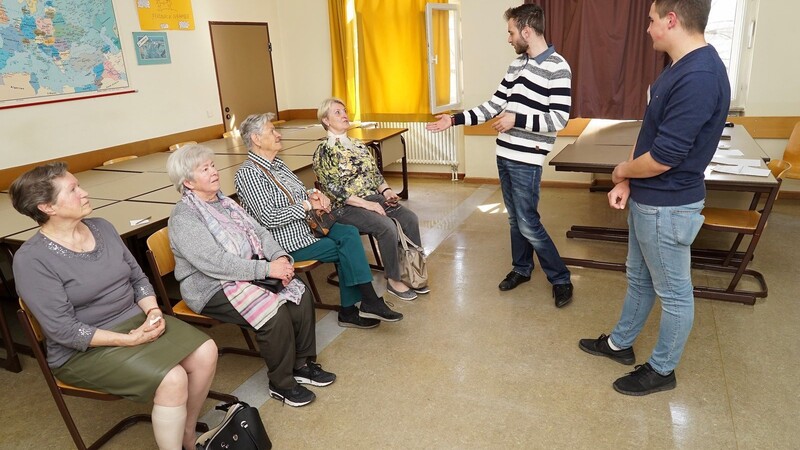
1, 177, 799, 449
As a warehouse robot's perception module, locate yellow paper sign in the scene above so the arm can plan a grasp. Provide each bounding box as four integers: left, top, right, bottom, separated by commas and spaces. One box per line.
136, 0, 195, 31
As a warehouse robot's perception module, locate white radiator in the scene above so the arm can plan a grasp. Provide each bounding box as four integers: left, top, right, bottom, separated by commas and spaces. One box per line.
379, 122, 458, 167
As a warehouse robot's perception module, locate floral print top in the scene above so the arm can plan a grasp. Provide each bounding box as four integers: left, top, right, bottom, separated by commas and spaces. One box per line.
313, 134, 386, 208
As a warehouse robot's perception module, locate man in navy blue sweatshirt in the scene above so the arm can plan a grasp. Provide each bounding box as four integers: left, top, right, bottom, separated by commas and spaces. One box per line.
579, 0, 730, 396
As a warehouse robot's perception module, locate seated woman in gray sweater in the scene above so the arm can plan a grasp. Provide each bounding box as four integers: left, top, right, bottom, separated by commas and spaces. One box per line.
11, 163, 217, 450
166, 144, 334, 408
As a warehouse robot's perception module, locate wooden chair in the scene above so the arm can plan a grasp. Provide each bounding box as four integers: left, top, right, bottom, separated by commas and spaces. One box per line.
692, 160, 791, 304
168, 141, 197, 152
222, 131, 234, 138
102, 155, 138, 166
294, 259, 338, 311
778, 122, 800, 179
17, 300, 230, 449
145, 227, 261, 358
146, 228, 333, 342
17, 300, 152, 450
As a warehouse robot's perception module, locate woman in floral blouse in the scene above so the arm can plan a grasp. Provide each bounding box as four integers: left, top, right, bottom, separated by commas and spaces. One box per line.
313, 98, 429, 301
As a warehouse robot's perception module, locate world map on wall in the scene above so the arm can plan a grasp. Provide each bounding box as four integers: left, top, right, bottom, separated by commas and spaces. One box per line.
0, 0, 129, 103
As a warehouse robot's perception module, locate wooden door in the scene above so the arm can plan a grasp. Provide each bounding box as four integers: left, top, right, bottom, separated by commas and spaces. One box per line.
209, 22, 279, 132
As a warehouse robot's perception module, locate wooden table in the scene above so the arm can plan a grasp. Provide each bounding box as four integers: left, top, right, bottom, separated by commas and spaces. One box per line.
549, 120, 778, 303
278, 141, 318, 156
275, 125, 327, 141
4, 200, 173, 247
130, 155, 316, 203
199, 136, 248, 154
93, 152, 173, 173
77, 171, 173, 201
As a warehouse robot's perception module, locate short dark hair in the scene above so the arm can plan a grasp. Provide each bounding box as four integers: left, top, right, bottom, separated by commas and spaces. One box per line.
653, 0, 711, 34
9, 162, 68, 225
504, 4, 545, 36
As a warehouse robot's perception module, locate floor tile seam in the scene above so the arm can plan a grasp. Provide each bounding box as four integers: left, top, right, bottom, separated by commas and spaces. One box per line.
418, 184, 500, 255
711, 300, 741, 449
211, 184, 498, 414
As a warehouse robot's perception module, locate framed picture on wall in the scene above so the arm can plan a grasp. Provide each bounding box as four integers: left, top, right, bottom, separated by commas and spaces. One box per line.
133, 32, 171, 65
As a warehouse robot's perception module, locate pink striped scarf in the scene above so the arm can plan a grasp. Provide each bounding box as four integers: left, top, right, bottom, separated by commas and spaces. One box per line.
182, 191, 304, 330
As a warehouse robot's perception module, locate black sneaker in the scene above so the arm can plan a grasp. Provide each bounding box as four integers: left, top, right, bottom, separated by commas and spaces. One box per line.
359, 297, 403, 322
337, 308, 380, 329
579, 334, 635, 365
498, 271, 530, 291
294, 361, 336, 387
553, 282, 573, 308
613, 363, 676, 396
268, 382, 315, 407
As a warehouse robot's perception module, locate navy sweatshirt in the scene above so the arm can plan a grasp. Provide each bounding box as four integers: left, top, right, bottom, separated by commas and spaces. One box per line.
631, 45, 730, 207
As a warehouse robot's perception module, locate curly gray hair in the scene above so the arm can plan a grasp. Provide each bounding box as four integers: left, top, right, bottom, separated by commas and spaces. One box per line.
239, 112, 277, 152
166, 144, 215, 193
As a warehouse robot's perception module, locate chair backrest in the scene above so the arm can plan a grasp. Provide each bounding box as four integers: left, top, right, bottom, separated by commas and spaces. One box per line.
146, 227, 176, 276
169, 141, 197, 152
102, 155, 138, 166
783, 122, 800, 163
767, 159, 792, 179
17, 299, 151, 449
145, 227, 179, 316
18, 299, 45, 345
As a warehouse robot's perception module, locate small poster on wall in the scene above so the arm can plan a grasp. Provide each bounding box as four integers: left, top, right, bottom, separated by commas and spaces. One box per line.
136, 0, 195, 30
133, 32, 172, 65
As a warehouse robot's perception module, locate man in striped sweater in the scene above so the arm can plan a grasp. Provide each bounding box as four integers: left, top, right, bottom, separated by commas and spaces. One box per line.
427, 3, 573, 308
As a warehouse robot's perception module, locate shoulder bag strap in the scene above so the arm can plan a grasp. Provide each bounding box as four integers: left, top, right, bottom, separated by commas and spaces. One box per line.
250, 158, 296, 205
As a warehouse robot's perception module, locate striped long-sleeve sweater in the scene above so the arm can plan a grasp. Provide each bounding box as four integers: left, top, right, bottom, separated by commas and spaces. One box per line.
454, 46, 572, 167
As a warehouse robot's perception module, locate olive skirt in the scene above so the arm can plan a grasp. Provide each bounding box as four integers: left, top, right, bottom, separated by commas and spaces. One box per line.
53, 314, 210, 403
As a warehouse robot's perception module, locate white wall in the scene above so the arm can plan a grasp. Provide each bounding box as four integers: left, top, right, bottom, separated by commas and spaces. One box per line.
0, 0, 281, 170
274, 0, 332, 111
3, 0, 797, 177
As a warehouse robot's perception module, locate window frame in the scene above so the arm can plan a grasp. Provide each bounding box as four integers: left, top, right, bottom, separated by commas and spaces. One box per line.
425, 3, 463, 114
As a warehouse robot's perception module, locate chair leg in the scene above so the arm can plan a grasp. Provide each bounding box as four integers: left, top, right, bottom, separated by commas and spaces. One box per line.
87, 414, 152, 450
368, 235, 384, 271
304, 269, 339, 311
722, 233, 746, 266
207, 390, 239, 404
218, 328, 261, 358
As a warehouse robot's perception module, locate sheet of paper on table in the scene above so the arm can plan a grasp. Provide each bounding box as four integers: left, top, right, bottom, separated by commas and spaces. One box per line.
714, 149, 744, 157
711, 156, 762, 167
711, 165, 771, 177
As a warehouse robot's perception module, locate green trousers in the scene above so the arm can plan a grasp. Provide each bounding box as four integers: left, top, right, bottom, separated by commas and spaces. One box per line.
290, 223, 374, 307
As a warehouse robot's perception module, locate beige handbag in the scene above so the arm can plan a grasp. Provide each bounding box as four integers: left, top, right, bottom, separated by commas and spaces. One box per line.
393, 219, 428, 289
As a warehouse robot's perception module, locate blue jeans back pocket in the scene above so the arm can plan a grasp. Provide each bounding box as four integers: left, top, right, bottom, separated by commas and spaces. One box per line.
672, 208, 704, 246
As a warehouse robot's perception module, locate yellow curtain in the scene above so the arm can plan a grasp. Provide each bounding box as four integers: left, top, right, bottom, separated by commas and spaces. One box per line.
328, 0, 446, 122
328, 0, 357, 113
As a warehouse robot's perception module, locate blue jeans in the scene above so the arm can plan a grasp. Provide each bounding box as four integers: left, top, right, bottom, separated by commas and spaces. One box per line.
609, 199, 705, 375
496, 156, 570, 285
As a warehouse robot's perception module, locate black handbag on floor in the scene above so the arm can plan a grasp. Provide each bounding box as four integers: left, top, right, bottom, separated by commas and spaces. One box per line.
195, 401, 272, 450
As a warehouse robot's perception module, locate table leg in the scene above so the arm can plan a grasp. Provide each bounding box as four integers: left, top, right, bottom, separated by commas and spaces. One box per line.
0, 305, 22, 373
567, 225, 628, 242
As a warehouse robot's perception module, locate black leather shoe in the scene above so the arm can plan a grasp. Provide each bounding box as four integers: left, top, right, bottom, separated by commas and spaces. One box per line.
553, 282, 573, 307
498, 271, 531, 291
613, 363, 676, 396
